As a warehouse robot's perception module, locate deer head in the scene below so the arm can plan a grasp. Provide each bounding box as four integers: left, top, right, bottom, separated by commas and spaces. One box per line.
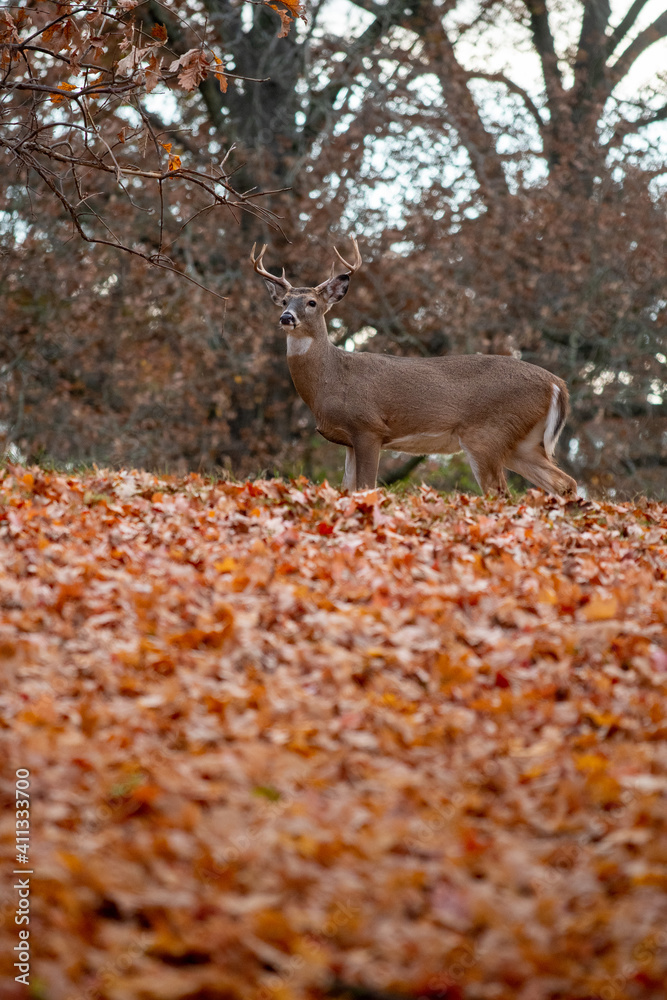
250, 239, 362, 332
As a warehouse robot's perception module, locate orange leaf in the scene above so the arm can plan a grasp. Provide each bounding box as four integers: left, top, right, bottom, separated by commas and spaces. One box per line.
160, 141, 181, 171
213, 55, 228, 93
269, 0, 306, 20
50, 81, 77, 104
131, 783, 161, 805
581, 594, 618, 621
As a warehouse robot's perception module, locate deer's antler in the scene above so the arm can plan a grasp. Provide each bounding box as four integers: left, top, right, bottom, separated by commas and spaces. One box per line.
331, 236, 362, 276
250, 243, 292, 289
317, 237, 363, 285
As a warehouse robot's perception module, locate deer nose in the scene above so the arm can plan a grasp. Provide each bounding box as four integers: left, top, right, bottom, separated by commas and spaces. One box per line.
280, 311, 296, 327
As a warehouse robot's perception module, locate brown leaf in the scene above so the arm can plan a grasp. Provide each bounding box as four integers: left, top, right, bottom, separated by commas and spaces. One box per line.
268, 4, 293, 38
145, 52, 162, 94
151, 23, 168, 44
169, 48, 209, 91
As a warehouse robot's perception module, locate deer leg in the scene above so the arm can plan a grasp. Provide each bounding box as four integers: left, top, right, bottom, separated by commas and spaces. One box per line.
342, 447, 356, 491
353, 434, 381, 490
506, 441, 577, 498
459, 438, 508, 496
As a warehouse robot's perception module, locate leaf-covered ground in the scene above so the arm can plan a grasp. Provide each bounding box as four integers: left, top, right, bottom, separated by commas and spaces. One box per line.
1, 467, 667, 1000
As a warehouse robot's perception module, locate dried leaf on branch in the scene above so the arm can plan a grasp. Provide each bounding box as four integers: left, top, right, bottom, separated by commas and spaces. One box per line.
0, 1, 282, 287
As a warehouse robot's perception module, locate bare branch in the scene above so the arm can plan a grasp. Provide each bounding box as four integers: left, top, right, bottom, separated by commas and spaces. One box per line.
606, 0, 651, 55
303, 0, 420, 138
521, 0, 564, 100
605, 100, 667, 148
464, 71, 544, 130
19, 138, 230, 300
611, 10, 667, 86
574, 0, 612, 98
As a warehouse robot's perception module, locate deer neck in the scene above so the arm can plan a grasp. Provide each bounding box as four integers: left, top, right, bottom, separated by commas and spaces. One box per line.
285, 318, 338, 413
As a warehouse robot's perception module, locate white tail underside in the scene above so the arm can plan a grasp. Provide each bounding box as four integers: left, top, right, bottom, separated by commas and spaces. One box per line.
544, 383, 562, 459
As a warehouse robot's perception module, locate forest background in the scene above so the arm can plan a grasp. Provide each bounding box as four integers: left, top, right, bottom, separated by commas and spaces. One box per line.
0, 0, 666, 499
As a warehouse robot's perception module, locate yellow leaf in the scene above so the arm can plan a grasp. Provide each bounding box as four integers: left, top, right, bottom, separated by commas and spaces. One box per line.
574, 752, 608, 773
536, 586, 558, 605
585, 709, 619, 728
57, 851, 84, 873
581, 594, 618, 621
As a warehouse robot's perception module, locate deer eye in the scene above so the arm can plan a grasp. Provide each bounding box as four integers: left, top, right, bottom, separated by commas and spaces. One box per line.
282, 299, 287, 306
307, 300, 317, 307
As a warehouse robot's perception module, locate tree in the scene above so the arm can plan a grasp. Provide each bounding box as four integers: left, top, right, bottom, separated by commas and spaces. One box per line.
0, 0, 305, 284
1, 1, 665, 497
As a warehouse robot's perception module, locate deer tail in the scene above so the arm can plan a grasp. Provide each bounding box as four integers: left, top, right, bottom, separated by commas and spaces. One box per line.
544, 383, 568, 459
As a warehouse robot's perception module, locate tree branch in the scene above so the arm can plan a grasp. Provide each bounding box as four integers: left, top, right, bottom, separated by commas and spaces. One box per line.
308, 1, 511, 202
522, 0, 564, 99
519, 0, 571, 168
605, 100, 667, 148
140, 0, 232, 135
574, 0, 612, 100
419, 18, 512, 202
303, 0, 414, 139
611, 10, 667, 85
606, 0, 651, 55
464, 71, 544, 130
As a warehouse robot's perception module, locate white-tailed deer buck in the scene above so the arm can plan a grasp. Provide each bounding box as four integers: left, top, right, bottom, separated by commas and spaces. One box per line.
251, 239, 578, 498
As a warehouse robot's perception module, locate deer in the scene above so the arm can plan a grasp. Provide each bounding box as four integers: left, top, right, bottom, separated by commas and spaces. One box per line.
250, 238, 578, 499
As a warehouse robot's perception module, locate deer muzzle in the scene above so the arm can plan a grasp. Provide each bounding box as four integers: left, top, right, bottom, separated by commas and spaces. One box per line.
280, 311, 297, 328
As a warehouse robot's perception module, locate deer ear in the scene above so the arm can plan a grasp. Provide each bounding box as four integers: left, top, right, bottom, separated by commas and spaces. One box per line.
320, 273, 350, 307
264, 279, 286, 306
